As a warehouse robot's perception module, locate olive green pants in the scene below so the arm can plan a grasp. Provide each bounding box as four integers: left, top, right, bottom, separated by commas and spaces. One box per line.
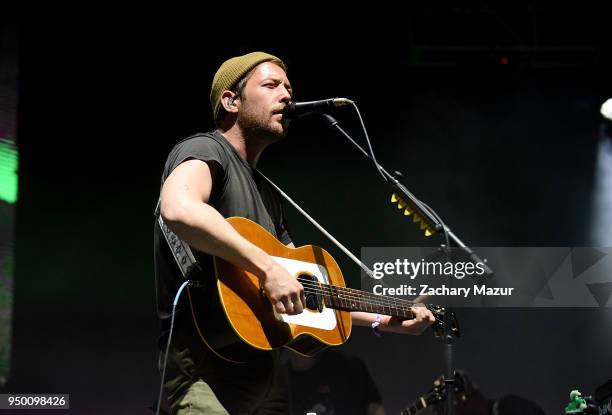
161, 327, 289, 415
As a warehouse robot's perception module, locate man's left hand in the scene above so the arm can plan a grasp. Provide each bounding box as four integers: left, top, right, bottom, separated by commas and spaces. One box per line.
384, 305, 435, 336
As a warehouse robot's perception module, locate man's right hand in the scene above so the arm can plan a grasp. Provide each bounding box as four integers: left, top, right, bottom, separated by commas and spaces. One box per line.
260, 261, 306, 315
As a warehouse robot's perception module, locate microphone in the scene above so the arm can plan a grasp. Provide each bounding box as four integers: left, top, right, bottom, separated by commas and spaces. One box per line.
282, 98, 353, 119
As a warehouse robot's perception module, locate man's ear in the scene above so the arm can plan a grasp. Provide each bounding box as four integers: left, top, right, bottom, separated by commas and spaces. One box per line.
220, 91, 239, 113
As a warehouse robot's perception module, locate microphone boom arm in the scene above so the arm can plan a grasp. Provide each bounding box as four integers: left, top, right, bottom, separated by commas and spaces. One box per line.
321, 113, 493, 276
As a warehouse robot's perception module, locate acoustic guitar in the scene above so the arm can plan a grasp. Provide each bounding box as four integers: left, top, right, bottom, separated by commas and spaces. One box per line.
187, 217, 453, 363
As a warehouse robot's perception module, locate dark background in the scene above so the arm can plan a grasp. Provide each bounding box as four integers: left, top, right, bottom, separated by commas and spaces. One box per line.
6, 5, 612, 414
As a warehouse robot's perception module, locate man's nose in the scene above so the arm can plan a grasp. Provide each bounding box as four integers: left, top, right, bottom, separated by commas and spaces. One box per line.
279, 87, 291, 103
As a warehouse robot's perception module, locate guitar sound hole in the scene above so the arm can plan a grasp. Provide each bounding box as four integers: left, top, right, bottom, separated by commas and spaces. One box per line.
297, 274, 324, 312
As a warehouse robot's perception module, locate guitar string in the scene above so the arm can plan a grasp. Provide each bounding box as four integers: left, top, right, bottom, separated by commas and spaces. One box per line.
296, 283, 437, 318
296, 279, 418, 306
292, 281, 419, 314
300, 288, 414, 317
298, 285, 413, 313
299, 288, 413, 316
297, 282, 445, 323
296, 279, 419, 309
297, 276, 428, 305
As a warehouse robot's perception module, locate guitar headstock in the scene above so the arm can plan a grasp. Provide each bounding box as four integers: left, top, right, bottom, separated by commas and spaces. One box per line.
426, 305, 460, 338
401, 373, 469, 415
401, 376, 446, 415
425, 375, 447, 405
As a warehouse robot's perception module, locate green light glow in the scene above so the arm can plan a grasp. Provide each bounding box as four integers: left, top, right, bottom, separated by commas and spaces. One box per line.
0, 138, 18, 204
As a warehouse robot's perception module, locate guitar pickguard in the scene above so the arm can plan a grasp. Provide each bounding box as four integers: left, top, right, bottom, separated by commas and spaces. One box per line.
270, 256, 338, 331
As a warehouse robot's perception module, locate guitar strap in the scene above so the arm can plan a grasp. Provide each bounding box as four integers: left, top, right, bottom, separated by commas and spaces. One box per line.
154, 168, 375, 282
154, 198, 202, 281
254, 169, 375, 278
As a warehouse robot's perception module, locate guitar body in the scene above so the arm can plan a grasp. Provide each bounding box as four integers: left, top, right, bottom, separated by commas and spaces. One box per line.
188, 217, 352, 363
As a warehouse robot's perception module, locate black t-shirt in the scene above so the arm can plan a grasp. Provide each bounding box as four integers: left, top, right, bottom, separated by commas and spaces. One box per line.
153, 130, 292, 342
289, 350, 383, 415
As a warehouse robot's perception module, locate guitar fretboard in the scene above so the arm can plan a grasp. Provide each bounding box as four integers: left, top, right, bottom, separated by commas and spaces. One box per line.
312, 283, 415, 319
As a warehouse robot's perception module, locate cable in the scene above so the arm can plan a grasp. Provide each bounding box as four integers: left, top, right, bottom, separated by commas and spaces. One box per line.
155, 280, 190, 415
350, 101, 390, 184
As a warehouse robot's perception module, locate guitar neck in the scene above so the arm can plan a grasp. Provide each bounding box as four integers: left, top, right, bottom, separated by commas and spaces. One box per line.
316, 283, 415, 319
401, 399, 427, 415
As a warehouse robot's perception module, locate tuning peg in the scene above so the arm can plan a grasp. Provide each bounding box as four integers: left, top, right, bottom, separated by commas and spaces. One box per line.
398, 199, 407, 209
404, 207, 412, 216
413, 213, 421, 224
425, 229, 433, 237
391, 193, 399, 203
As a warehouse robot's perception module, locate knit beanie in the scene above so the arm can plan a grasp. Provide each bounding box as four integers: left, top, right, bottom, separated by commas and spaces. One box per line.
210, 51, 286, 120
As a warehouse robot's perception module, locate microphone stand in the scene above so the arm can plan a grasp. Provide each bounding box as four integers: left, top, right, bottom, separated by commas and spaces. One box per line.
320, 113, 491, 415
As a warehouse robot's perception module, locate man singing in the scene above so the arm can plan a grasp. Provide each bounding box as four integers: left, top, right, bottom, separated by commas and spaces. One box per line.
154, 51, 435, 414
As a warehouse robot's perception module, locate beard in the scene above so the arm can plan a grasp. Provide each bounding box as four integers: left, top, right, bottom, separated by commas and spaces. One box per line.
236, 100, 289, 143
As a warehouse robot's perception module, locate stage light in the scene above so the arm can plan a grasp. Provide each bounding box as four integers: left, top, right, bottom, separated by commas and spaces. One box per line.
0, 138, 18, 204
590, 132, 612, 246
601, 98, 612, 121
